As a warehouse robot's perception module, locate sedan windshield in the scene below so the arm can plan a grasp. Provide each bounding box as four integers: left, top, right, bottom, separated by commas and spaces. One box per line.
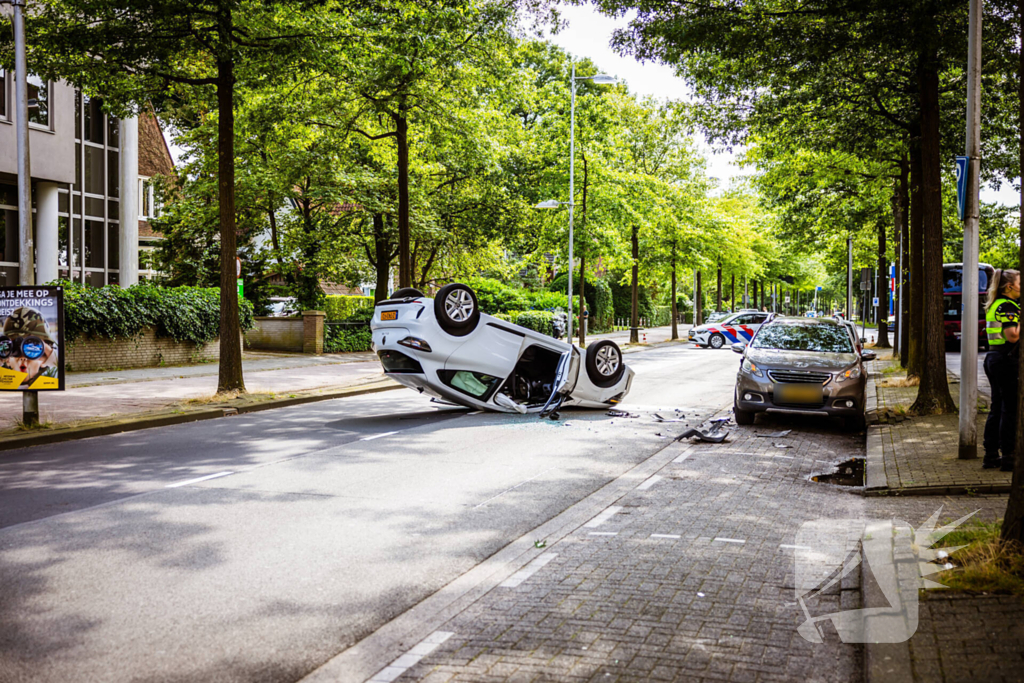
752, 323, 854, 353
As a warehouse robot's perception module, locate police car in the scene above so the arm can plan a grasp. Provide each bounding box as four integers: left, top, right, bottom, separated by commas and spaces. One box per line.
688, 310, 770, 349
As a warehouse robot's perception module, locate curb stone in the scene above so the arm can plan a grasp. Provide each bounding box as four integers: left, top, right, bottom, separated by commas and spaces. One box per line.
0, 379, 402, 453
862, 537, 914, 683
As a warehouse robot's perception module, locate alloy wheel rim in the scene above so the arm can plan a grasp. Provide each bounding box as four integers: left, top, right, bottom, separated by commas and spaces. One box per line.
445, 290, 474, 322
595, 346, 620, 376
711, 335, 723, 348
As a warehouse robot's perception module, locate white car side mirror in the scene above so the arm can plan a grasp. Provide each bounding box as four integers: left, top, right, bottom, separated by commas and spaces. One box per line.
731, 342, 746, 354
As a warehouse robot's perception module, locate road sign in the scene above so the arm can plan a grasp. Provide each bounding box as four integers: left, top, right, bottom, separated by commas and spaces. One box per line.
873, 297, 880, 307
816, 286, 822, 291
955, 155, 969, 220
859, 282, 870, 291
860, 267, 871, 284
785, 296, 790, 304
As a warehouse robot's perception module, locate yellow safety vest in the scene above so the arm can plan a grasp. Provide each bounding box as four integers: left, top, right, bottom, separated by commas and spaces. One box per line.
986, 297, 1019, 346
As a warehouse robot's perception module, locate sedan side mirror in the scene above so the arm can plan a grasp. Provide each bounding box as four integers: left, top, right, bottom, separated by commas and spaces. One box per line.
731, 342, 746, 354
861, 350, 877, 361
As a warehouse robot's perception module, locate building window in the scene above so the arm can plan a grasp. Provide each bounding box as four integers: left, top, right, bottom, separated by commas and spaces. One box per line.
139, 177, 160, 219
65, 92, 120, 286
26, 74, 49, 129
0, 69, 6, 121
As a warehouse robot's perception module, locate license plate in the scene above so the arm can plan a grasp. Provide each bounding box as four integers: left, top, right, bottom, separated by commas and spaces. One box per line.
380, 310, 398, 321
775, 383, 823, 404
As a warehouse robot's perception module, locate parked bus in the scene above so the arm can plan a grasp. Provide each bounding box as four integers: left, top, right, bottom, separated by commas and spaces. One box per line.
943, 262, 995, 349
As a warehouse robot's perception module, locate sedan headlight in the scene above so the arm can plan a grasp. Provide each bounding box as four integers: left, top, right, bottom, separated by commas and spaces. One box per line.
741, 358, 764, 378
836, 364, 862, 382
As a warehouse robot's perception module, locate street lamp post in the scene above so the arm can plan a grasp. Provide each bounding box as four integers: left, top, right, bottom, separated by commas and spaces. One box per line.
536, 64, 617, 346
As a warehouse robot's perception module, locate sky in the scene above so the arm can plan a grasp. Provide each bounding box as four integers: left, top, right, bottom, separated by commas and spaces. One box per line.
543, 3, 1020, 208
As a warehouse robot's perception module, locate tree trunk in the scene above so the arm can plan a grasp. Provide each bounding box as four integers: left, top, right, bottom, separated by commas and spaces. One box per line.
696, 270, 703, 326
731, 273, 735, 313
876, 210, 891, 348
908, 126, 924, 378
630, 224, 639, 343
373, 213, 390, 303
716, 263, 722, 312
910, 64, 955, 414
216, 23, 244, 394
579, 249, 587, 346
1002, 0, 1024, 545
752, 280, 758, 311
671, 250, 678, 340
395, 100, 411, 288
899, 153, 911, 366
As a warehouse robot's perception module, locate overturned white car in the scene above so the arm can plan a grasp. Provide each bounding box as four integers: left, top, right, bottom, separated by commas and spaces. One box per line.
370, 283, 635, 414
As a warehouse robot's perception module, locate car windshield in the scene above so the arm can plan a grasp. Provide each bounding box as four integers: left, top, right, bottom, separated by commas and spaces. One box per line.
751, 323, 854, 353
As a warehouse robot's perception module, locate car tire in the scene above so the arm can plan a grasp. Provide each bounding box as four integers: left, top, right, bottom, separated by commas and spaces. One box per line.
585, 340, 625, 388
734, 404, 755, 425
434, 283, 480, 337
390, 287, 425, 300
709, 333, 726, 349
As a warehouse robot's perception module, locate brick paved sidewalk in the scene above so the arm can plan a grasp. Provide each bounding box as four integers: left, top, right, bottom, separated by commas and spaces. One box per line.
865, 352, 1011, 494
0, 351, 385, 433
347, 415, 871, 683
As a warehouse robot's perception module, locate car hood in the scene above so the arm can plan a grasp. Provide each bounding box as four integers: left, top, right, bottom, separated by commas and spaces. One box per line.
746, 348, 859, 371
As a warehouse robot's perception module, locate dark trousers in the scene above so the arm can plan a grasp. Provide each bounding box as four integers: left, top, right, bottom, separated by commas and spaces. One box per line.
983, 351, 1019, 460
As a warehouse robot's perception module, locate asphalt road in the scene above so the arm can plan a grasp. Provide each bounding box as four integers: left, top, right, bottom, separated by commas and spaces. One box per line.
0, 342, 739, 683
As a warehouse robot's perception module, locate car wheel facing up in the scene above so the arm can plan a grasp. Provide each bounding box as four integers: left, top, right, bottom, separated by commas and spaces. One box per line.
434, 283, 480, 336
390, 287, 425, 299
709, 333, 726, 349
586, 340, 625, 387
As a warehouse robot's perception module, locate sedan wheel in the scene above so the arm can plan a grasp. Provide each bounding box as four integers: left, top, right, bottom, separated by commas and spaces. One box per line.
585, 340, 625, 388
433, 283, 480, 336
709, 333, 725, 349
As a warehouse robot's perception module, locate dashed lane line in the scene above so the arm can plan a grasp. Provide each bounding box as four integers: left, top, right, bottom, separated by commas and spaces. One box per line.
650, 533, 681, 539
500, 552, 558, 588
366, 630, 454, 683
583, 505, 622, 528
361, 431, 399, 441
636, 475, 662, 490
713, 537, 746, 544
165, 471, 233, 488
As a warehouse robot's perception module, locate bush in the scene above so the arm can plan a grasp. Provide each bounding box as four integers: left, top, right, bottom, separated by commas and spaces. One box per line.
62, 281, 254, 345
515, 310, 556, 336
465, 277, 574, 315
325, 325, 372, 353
609, 276, 654, 323
324, 295, 374, 322
323, 307, 375, 353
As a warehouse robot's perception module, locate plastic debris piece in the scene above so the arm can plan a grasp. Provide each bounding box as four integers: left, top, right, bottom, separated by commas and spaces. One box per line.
937, 550, 949, 560
607, 409, 630, 417
775, 443, 793, 449
943, 563, 954, 570
756, 430, 792, 438
654, 413, 687, 423
564, 422, 573, 427
697, 592, 705, 597
534, 540, 547, 549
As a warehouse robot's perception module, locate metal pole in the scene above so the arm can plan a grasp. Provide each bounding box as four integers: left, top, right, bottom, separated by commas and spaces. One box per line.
22, 391, 38, 427
959, 0, 982, 460
847, 237, 853, 319
567, 63, 575, 345
13, 0, 33, 286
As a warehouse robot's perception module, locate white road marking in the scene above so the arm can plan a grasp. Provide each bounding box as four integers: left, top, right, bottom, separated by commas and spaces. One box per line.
636, 475, 662, 490
587, 531, 618, 536
673, 452, 692, 463
367, 630, 454, 682
779, 544, 813, 551
650, 534, 681, 539
772, 454, 795, 459
500, 552, 558, 588
165, 471, 233, 488
583, 505, 622, 528
361, 431, 399, 441
713, 537, 746, 544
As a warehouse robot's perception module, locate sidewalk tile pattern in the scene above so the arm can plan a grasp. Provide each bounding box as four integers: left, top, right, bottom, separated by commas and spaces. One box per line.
395, 420, 868, 682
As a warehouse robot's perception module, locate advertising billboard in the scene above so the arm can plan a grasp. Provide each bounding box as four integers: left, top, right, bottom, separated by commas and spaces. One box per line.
0, 286, 64, 391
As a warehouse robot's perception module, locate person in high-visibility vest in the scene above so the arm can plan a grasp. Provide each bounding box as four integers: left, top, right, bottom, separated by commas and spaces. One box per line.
983, 268, 1020, 470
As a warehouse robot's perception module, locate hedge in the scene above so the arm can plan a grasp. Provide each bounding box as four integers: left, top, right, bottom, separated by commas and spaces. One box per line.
62, 281, 255, 345
324, 307, 373, 353
465, 277, 575, 315
324, 295, 374, 321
